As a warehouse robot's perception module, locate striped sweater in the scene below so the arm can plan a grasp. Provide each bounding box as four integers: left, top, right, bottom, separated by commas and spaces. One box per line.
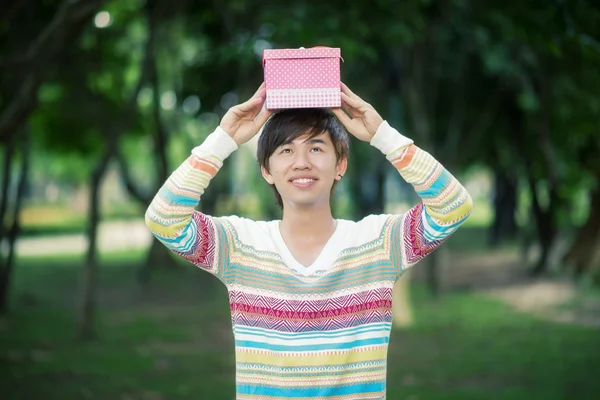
145, 121, 473, 399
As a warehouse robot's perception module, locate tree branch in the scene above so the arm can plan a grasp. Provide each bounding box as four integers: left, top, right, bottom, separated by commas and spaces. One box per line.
0, 0, 106, 145
0, 0, 28, 30
459, 81, 504, 161
0, 133, 17, 249
535, 66, 560, 188
114, 0, 162, 206
0, 0, 106, 67
150, 57, 170, 186
115, 150, 151, 205
211, 0, 235, 36
443, 49, 469, 162
405, 43, 433, 147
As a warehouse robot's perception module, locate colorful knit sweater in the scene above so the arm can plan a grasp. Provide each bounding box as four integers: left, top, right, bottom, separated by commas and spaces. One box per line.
145, 121, 473, 399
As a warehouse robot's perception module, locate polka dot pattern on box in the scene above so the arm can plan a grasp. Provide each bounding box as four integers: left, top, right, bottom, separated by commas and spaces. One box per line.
263, 47, 342, 109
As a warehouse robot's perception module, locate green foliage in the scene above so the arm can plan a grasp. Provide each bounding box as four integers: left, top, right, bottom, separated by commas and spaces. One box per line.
3, 0, 600, 272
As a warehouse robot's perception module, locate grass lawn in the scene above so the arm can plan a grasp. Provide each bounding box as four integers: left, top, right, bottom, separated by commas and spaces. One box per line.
1, 251, 599, 400
18, 203, 145, 237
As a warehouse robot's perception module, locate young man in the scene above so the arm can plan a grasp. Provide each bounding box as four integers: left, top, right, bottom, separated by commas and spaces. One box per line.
145, 82, 473, 399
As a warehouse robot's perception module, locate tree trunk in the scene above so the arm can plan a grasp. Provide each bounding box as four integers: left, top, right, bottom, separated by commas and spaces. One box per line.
347, 140, 386, 220
347, 149, 364, 220
0, 134, 16, 245
135, 25, 175, 283
360, 167, 386, 216
529, 66, 561, 276
532, 222, 556, 276
509, 97, 560, 276
527, 175, 559, 276
78, 151, 111, 340
425, 250, 441, 298
151, 71, 168, 187
489, 167, 518, 247
562, 178, 600, 277
384, 58, 417, 327
77, 0, 156, 339
0, 130, 29, 314
404, 42, 444, 298
138, 239, 174, 283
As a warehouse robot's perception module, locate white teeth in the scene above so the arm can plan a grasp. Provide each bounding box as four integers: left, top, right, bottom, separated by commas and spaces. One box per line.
293, 178, 314, 184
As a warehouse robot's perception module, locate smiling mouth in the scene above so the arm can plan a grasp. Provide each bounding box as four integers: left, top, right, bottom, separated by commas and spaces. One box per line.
291, 178, 316, 184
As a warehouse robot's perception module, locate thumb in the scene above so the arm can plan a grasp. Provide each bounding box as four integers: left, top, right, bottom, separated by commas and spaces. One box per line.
236, 96, 263, 113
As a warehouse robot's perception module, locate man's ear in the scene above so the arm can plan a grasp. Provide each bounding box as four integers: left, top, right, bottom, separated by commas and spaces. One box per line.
335, 156, 348, 180
261, 165, 274, 185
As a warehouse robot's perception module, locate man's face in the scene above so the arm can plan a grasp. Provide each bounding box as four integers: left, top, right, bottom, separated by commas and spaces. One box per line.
261, 130, 347, 210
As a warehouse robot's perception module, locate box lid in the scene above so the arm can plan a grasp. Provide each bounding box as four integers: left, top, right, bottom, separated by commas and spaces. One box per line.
263, 47, 341, 65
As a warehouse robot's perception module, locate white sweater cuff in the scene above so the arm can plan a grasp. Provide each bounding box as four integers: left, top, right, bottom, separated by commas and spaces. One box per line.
369, 121, 414, 157
192, 126, 238, 161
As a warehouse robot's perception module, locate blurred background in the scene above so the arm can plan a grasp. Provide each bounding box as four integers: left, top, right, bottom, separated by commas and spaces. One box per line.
1, 0, 599, 399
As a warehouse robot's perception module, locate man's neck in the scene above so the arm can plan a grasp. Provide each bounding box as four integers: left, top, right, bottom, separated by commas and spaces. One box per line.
279, 203, 336, 240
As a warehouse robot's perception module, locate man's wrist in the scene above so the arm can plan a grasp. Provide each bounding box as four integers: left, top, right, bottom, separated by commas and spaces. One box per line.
192, 126, 239, 161
369, 121, 414, 157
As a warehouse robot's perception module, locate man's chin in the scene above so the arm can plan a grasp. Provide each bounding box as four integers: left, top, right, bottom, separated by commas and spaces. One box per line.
285, 196, 330, 209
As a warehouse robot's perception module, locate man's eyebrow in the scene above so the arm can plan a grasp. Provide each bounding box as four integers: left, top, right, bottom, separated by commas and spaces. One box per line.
280, 137, 327, 145
303, 138, 326, 145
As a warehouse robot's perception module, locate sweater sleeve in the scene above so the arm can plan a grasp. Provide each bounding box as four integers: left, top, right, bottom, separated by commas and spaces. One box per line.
144, 126, 238, 281
370, 121, 474, 273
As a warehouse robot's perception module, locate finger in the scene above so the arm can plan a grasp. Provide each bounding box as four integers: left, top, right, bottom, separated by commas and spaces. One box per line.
341, 92, 363, 109
238, 84, 265, 109
341, 82, 360, 100
237, 88, 266, 112
342, 83, 368, 109
236, 97, 261, 113
339, 99, 354, 117
251, 86, 266, 101
331, 107, 353, 127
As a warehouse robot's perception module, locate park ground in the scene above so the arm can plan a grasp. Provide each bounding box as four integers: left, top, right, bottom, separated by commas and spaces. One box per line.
1, 224, 600, 400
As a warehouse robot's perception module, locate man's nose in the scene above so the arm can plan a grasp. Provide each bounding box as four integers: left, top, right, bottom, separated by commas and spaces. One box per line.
292, 151, 311, 169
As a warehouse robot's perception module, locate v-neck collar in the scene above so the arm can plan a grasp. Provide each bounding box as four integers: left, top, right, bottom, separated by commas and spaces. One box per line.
269, 219, 347, 277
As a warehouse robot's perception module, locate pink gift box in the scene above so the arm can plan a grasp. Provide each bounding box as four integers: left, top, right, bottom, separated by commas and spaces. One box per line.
263, 47, 342, 110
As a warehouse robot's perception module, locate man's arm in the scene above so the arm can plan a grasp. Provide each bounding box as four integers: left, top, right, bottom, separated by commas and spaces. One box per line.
145, 83, 272, 279
370, 121, 473, 271
144, 127, 238, 277
332, 83, 473, 272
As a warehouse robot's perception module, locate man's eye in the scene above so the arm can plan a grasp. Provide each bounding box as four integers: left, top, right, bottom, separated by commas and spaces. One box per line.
311, 147, 322, 152
281, 149, 292, 154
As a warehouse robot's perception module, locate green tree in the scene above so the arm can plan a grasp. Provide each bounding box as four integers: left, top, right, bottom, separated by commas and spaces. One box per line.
0, 0, 106, 315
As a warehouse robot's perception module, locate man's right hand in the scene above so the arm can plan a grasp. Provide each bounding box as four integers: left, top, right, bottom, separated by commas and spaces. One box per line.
220, 83, 273, 146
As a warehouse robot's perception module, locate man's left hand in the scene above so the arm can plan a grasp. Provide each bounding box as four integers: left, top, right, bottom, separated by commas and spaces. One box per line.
331, 83, 384, 142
